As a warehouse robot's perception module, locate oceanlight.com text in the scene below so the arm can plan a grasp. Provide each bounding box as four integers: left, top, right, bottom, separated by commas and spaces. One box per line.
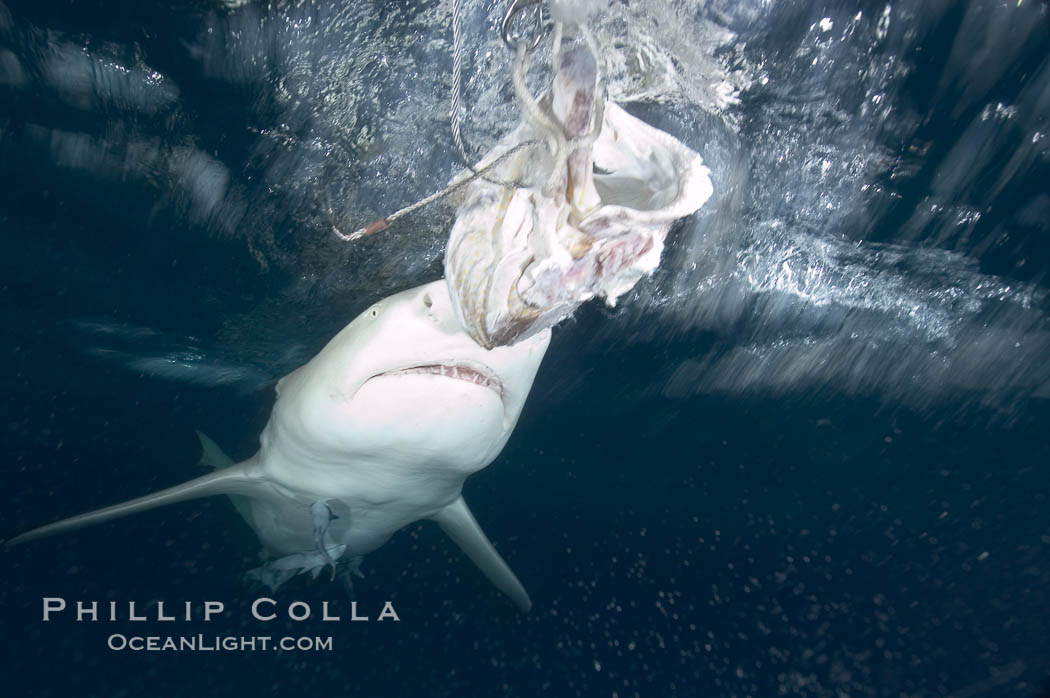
106, 634, 333, 652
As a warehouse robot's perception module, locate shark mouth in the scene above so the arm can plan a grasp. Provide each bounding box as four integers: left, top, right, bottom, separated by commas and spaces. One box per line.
376, 360, 505, 398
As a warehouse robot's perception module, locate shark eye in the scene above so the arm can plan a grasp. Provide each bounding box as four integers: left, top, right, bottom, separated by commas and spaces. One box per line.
370, 308, 379, 318
422, 293, 433, 308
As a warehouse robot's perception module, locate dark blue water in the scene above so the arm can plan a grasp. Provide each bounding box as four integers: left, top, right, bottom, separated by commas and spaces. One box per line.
2, 1, 1049, 696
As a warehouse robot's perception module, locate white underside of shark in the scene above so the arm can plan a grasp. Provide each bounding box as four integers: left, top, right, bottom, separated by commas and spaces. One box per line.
7, 280, 550, 611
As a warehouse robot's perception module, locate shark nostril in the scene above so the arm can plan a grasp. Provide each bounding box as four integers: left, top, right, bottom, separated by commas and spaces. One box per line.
423, 293, 432, 308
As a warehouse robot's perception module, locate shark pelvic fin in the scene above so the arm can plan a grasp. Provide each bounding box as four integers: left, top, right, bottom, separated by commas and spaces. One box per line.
5, 463, 264, 547
431, 496, 531, 612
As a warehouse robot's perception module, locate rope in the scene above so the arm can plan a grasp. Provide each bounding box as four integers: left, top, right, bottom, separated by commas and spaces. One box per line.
333, 0, 548, 243
450, 0, 536, 189
450, 0, 478, 174
331, 139, 542, 242
333, 0, 600, 244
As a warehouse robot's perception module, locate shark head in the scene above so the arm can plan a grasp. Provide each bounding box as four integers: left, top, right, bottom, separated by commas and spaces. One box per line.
263, 280, 551, 480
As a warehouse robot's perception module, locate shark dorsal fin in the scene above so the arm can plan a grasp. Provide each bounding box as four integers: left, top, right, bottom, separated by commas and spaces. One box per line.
6, 463, 263, 547
195, 430, 235, 470
431, 496, 531, 612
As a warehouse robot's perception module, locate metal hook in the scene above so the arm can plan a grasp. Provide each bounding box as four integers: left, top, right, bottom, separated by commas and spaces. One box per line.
501, 0, 547, 52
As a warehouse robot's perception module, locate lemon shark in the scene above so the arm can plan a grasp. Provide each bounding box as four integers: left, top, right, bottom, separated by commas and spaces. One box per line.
6, 280, 549, 611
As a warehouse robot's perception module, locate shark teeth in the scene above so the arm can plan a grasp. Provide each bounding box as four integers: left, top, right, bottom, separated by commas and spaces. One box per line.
382, 361, 504, 397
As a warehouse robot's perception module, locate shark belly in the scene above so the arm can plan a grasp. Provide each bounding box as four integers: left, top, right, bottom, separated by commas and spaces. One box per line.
244, 484, 461, 559
246, 438, 470, 558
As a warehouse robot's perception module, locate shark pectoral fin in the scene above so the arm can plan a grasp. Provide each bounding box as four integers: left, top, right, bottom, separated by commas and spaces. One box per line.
431, 496, 532, 612
5, 463, 264, 547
